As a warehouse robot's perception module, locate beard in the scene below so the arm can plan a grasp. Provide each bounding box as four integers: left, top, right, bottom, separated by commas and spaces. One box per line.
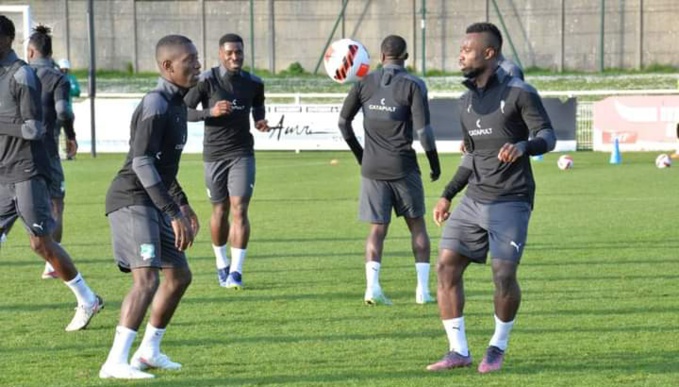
462, 67, 482, 79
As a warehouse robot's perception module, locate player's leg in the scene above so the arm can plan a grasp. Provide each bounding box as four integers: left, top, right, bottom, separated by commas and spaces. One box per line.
15, 178, 102, 331
359, 177, 393, 305
224, 156, 256, 289
101, 206, 163, 379
42, 157, 67, 279
395, 171, 433, 303
205, 160, 232, 286
478, 200, 531, 374
131, 211, 191, 371
0, 184, 18, 247
427, 196, 486, 371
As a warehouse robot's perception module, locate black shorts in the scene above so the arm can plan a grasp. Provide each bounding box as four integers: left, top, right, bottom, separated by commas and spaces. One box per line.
439, 196, 532, 264
204, 156, 256, 203
108, 205, 188, 272
359, 170, 425, 223
0, 177, 56, 237
47, 155, 66, 199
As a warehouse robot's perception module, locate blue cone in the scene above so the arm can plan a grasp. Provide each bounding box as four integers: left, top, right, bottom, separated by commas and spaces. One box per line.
531, 154, 544, 161
610, 138, 622, 164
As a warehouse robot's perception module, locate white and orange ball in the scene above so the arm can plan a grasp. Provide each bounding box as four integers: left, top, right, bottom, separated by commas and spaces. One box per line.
323, 39, 371, 84
655, 153, 672, 169
557, 155, 574, 170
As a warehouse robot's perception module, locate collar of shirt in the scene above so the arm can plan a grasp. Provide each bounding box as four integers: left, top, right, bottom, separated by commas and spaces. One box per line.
462, 65, 510, 94
155, 77, 186, 99
0, 50, 19, 66
382, 63, 405, 71
29, 57, 54, 68
219, 64, 242, 79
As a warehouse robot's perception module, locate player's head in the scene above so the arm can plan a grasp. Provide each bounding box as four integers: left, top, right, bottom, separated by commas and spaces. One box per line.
459, 22, 503, 79
155, 34, 201, 89
380, 35, 408, 64
218, 33, 244, 73
57, 58, 71, 74
0, 15, 16, 57
27, 24, 53, 61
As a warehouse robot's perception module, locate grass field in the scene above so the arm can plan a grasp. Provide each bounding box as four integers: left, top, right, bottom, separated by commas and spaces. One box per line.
0, 151, 677, 386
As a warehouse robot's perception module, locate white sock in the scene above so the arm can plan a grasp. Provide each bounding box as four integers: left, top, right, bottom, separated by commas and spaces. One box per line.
415, 262, 430, 294
138, 323, 166, 357
365, 261, 381, 291
489, 315, 515, 351
64, 272, 96, 307
105, 326, 137, 365
230, 247, 246, 274
443, 317, 469, 356
44, 261, 55, 272
213, 244, 230, 270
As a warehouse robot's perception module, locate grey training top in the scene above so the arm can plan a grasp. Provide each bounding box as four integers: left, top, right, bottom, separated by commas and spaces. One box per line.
30, 57, 73, 159
339, 64, 436, 180
460, 67, 555, 206
105, 78, 189, 218
0, 50, 49, 184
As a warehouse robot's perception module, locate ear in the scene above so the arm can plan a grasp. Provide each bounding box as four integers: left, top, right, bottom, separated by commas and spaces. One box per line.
484, 47, 496, 61
161, 59, 173, 73
403, 53, 409, 60
380, 52, 386, 63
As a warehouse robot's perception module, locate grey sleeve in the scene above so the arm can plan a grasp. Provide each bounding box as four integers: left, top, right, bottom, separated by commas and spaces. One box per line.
411, 80, 436, 151
0, 66, 45, 140
184, 80, 210, 122
514, 89, 557, 156
132, 155, 182, 218
252, 80, 266, 122
55, 75, 74, 122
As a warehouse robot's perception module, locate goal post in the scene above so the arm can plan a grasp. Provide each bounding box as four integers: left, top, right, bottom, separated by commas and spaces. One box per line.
0, 5, 33, 60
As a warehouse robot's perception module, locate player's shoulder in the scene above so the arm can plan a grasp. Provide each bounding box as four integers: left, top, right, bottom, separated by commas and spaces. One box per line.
140, 89, 171, 119
12, 62, 40, 89
502, 69, 537, 96
198, 68, 216, 82
400, 72, 428, 93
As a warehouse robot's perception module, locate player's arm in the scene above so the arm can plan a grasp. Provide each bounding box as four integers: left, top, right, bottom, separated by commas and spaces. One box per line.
0, 66, 44, 140
169, 179, 200, 236
184, 80, 227, 122
411, 80, 440, 182
56, 75, 78, 157
433, 153, 472, 226
499, 88, 556, 162
338, 82, 364, 164
69, 74, 81, 98
252, 80, 268, 131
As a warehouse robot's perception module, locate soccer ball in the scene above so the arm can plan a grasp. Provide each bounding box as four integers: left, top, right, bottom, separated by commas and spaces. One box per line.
655, 153, 672, 168
557, 155, 573, 170
323, 39, 371, 84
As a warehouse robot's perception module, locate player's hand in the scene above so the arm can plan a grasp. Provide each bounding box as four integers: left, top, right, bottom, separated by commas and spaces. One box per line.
430, 169, 440, 182
180, 204, 200, 236
255, 119, 269, 132
497, 142, 524, 163
459, 142, 467, 154
210, 100, 232, 117
66, 139, 78, 159
170, 214, 194, 251
433, 198, 452, 227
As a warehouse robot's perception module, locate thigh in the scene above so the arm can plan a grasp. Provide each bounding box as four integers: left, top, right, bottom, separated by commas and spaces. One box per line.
227, 156, 256, 198
109, 205, 163, 272
204, 160, 231, 204
439, 196, 489, 263
14, 178, 56, 237
359, 177, 393, 224
487, 201, 531, 263
391, 170, 425, 219
0, 183, 18, 233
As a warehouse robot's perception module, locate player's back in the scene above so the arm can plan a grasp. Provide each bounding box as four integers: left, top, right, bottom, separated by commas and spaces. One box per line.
357, 65, 424, 180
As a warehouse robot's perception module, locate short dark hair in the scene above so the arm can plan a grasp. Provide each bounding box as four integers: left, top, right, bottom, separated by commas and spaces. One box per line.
381, 35, 407, 59
155, 34, 193, 62
0, 15, 16, 40
466, 22, 503, 52
29, 24, 53, 57
219, 33, 243, 47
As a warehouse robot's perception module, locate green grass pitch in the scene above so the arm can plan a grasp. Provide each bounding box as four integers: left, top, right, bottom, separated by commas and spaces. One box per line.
0, 151, 677, 386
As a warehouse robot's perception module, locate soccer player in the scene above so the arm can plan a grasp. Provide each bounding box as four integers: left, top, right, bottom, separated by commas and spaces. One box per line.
338, 35, 441, 305
25, 25, 75, 279
56, 58, 79, 160
99, 34, 201, 379
0, 15, 102, 331
425, 22, 556, 373
184, 33, 268, 290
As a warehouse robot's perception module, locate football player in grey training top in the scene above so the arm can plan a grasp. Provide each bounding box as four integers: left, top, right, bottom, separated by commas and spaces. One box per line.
0, 15, 102, 332
100, 34, 201, 380
426, 22, 556, 374
339, 35, 441, 306
184, 33, 268, 290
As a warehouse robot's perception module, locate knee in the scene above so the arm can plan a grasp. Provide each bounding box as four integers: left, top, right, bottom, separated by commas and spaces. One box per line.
492, 268, 518, 295
167, 270, 192, 293
230, 202, 249, 221
436, 260, 460, 289
134, 273, 160, 295
29, 236, 51, 257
